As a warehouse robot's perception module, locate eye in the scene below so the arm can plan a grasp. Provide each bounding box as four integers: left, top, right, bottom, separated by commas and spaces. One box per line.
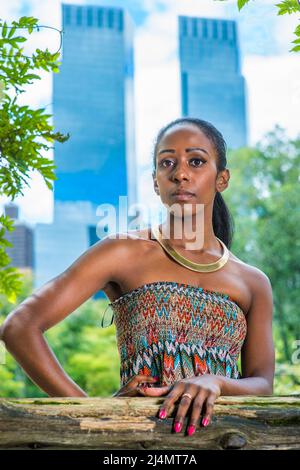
158, 158, 206, 168
159, 159, 173, 167
190, 158, 205, 166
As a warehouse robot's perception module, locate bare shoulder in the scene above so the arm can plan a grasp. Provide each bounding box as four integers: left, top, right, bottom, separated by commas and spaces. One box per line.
101, 226, 155, 265
233, 254, 273, 305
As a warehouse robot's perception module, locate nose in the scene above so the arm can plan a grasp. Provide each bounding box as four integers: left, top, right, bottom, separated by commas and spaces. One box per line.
171, 160, 190, 182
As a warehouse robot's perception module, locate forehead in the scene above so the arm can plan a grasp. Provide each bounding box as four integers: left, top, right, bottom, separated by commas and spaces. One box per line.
158, 124, 215, 156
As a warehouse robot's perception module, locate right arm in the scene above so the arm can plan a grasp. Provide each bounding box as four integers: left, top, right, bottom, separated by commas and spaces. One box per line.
0, 236, 128, 397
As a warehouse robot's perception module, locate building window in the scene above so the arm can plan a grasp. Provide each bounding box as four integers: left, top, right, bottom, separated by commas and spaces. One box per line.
97, 9, 103, 28
192, 18, 198, 37
118, 11, 123, 31
222, 21, 228, 40
87, 8, 93, 27
64, 6, 71, 25
213, 21, 218, 39
108, 9, 114, 28
202, 19, 208, 39
181, 72, 188, 115
76, 7, 82, 26
232, 23, 236, 42
180, 17, 187, 36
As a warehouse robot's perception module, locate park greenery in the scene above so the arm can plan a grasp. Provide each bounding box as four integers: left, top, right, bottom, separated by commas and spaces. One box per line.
0, 16, 69, 304
0, 9, 299, 396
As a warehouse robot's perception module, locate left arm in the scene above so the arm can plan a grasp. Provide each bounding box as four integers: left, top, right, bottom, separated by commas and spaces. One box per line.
218, 269, 275, 396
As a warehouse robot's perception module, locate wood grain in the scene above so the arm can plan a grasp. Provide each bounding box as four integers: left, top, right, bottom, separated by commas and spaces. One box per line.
0, 395, 299, 450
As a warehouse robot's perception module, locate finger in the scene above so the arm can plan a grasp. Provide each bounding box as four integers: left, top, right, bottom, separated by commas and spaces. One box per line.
131, 375, 159, 386
157, 384, 183, 420
201, 393, 217, 427
173, 389, 197, 434
186, 391, 207, 436
137, 385, 171, 397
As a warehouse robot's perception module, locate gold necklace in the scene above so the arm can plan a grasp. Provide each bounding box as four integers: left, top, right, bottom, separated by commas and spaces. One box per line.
151, 224, 229, 273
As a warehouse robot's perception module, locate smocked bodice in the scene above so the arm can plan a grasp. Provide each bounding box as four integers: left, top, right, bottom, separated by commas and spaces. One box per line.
106, 281, 247, 388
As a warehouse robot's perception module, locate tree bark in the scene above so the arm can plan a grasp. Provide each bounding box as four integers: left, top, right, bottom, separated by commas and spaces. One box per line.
0, 395, 299, 450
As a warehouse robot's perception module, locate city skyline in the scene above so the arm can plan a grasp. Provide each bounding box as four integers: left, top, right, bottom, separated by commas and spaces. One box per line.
0, 0, 299, 225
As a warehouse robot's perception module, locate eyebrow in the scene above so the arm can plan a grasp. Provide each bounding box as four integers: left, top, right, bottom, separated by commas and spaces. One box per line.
158, 147, 209, 156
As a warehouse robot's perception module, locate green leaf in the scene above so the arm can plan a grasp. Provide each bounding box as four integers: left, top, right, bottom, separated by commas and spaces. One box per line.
7, 26, 16, 39
1, 22, 7, 38
290, 44, 300, 51
13, 36, 26, 43
294, 24, 300, 36
24, 73, 41, 81
237, 0, 250, 10
275, 0, 300, 15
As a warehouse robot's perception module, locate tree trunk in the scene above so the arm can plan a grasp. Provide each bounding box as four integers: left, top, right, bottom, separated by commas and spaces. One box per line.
0, 395, 300, 450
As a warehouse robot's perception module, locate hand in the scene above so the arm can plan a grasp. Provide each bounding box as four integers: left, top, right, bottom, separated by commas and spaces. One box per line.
137, 374, 222, 436
112, 374, 159, 397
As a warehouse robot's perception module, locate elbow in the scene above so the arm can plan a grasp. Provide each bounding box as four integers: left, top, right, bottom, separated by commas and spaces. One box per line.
0, 318, 20, 345
0, 312, 33, 346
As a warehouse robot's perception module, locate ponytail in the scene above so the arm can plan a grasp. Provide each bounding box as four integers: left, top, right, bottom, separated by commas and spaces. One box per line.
213, 192, 234, 249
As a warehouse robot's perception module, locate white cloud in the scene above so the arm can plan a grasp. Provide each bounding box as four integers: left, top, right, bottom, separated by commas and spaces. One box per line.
242, 53, 300, 144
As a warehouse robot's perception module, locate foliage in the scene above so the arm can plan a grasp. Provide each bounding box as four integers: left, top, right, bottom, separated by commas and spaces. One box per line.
225, 126, 300, 370
0, 16, 69, 304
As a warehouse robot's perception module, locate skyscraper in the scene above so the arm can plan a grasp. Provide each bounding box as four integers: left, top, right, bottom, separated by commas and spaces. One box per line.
179, 16, 248, 149
53, 3, 137, 207
34, 4, 137, 297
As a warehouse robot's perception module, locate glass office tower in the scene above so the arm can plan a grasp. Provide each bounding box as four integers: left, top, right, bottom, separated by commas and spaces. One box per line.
179, 16, 248, 149
35, 4, 137, 297
53, 4, 137, 207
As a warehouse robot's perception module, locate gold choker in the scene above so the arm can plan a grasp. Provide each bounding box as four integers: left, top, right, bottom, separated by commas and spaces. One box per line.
151, 225, 229, 273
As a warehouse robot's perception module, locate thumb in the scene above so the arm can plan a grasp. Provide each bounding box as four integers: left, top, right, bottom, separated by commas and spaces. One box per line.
137, 385, 172, 397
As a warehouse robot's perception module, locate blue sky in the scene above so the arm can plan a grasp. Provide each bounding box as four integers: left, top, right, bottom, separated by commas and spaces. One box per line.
0, 0, 299, 224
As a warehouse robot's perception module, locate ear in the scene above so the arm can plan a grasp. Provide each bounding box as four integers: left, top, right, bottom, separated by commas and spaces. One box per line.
216, 169, 230, 193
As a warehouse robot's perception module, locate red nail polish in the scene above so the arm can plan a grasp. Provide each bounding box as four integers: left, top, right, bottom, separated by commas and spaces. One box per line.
153, 376, 159, 381
174, 421, 182, 433
202, 417, 209, 427
187, 425, 195, 436
159, 409, 167, 419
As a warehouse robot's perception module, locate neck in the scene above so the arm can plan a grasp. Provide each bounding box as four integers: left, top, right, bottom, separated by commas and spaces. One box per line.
160, 203, 219, 253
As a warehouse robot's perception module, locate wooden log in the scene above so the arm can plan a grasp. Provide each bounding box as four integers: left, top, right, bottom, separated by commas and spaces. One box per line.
0, 395, 300, 450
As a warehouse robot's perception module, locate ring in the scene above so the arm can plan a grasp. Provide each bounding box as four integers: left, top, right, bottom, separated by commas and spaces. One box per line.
182, 393, 193, 400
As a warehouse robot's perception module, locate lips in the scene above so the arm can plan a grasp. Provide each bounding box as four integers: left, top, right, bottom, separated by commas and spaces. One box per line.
172, 189, 195, 196
172, 189, 195, 201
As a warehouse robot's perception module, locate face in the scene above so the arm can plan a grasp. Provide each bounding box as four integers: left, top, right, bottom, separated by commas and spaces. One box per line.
152, 124, 230, 217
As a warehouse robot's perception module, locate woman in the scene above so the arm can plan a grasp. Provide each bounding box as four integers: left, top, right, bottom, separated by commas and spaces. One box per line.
0, 117, 275, 438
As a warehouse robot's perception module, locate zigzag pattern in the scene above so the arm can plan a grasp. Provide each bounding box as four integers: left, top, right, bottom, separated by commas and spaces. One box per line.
109, 281, 247, 387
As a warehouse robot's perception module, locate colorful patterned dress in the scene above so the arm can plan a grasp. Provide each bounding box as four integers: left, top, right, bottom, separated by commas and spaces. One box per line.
105, 281, 247, 387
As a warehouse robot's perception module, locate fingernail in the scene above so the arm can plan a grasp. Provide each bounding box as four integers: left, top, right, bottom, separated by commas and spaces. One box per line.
202, 417, 209, 427
159, 409, 167, 419
174, 421, 182, 433
153, 376, 159, 381
187, 425, 195, 436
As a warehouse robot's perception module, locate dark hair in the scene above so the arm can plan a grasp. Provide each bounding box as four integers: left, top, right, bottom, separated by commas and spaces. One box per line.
151, 117, 234, 249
